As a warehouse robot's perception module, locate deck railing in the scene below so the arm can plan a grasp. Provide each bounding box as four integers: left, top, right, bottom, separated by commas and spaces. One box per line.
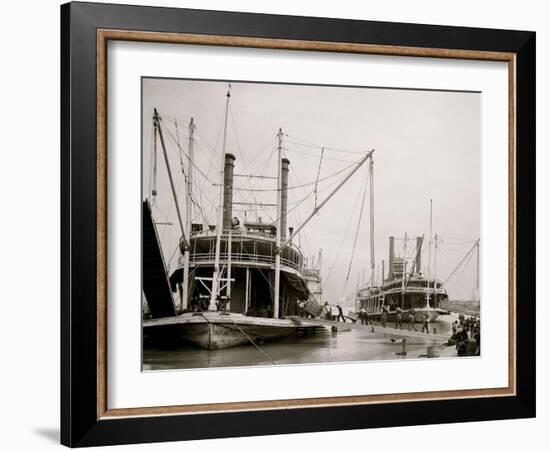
190, 251, 301, 271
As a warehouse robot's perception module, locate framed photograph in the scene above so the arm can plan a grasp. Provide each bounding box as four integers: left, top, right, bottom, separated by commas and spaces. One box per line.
61, 1, 535, 447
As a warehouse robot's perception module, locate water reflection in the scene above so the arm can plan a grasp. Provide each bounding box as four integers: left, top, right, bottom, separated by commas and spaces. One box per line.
143, 323, 451, 370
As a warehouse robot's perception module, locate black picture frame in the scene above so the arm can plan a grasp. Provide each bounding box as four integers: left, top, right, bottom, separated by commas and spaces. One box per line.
61, 1, 535, 447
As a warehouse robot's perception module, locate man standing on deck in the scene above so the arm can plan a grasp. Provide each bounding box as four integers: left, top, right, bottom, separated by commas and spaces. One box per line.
336, 304, 346, 323
297, 299, 306, 317
323, 302, 333, 321
359, 306, 368, 325
421, 311, 430, 334
395, 306, 403, 330
381, 304, 389, 328
407, 308, 418, 331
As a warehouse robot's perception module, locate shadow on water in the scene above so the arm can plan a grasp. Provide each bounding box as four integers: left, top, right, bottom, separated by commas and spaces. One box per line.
143, 322, 449, 370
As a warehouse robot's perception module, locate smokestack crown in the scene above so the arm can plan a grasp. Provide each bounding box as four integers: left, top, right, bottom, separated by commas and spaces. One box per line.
280, 158, 290, 240
222, 153, 236, 229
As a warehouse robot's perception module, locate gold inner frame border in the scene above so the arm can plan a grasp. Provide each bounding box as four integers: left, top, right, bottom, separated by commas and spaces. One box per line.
95, 28, 516, 420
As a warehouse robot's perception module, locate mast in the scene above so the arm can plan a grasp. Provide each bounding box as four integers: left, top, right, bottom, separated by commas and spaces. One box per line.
401, 232, 407, 308
209, 88, 231, 311
318, 248, 323, 302
475, 240, 480, 301
369, 156, 375, 285
403, 232, 408, 266
426, 199, 433, 309
153, 108, 188, 249
274, 128, 283, 319
182, 117, 195, 312
433, 233, 438, 306
151, 122, 158, 204
227, 228, 232, 303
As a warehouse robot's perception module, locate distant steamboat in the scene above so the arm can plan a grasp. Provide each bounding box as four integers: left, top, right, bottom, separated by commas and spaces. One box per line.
356, 236, 450, 323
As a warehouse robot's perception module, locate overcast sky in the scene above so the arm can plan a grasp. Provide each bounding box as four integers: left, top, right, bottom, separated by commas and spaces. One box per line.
142, 78, 480, 303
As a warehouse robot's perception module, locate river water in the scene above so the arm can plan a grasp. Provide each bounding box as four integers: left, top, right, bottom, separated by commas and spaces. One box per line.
143, 315, 458, 371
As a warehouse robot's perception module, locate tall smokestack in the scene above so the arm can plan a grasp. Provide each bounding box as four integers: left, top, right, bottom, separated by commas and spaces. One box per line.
280, 158, 290, 240
388, 236, 395, 280
222, 153, 236, 229
416, 236, 423, 273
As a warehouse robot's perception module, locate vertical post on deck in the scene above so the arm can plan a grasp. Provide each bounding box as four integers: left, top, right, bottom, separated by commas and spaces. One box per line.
426, 199, 433, 310
151, 123, 158, 204
227, 229, 232, 310
475, 240, 480, 302
244, 267, 250, 315
209, 89, 231, 311
369, 156, 375, 285
274, 128, 283, 319
182, 117, 195, 312
318, 248, 323, 303
433, 233, 438, 308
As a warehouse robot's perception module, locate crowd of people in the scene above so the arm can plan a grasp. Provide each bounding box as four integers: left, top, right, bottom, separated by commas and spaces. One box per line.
299, 300, 435, 335
449, 314, 480, 356
356, 305, 432, 333
296, 300, 481, 356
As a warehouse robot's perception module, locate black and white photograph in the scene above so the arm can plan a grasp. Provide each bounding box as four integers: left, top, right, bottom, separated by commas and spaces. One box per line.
0, 0, 540, 447
142, 78, 481, 370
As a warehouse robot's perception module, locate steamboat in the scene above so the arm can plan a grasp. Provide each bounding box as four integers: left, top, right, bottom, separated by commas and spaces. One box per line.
356, 235, 450, 322
143, 87, 372, 350
356, 219, 480, 323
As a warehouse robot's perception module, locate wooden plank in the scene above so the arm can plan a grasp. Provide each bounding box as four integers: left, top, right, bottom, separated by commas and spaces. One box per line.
286, 316, 449, 343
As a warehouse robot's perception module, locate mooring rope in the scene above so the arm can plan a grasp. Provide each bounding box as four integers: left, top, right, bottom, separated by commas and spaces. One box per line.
197, 313, 277, 365
229, 320, 277, 365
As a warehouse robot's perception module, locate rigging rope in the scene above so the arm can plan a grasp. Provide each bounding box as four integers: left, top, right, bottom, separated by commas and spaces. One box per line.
445, 248, 476, 290
231, 160, 360, 192
283, 146, 361, 164
158, 113, 190, 129
283, 133, 367, 154
289, 184, 312, 260
196, 313, 277, 365
321, 182, 363, 289
314, 148, 324, 209
159, 172, 185, 244
441, 240, 479, 287
340, 168, 370, 298
163, 119, 217, 229
228, 104, 262, 211
164, 120, 253, 229
229, 319, 277, 365
193, 123, 225, 228
164, 126, 217, 185
154, 117, 217, 228
269, 164, 352, 226
173, 119, 187, 182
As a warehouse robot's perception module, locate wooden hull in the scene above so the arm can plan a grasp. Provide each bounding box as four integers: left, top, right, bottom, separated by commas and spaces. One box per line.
144, 312, 308, 350
365, 308, 448, 323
